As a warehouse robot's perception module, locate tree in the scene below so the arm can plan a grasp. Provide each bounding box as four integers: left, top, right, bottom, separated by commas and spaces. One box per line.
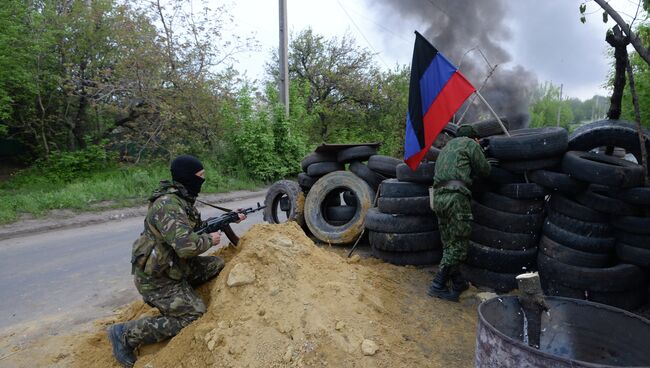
528, 82, 574, 129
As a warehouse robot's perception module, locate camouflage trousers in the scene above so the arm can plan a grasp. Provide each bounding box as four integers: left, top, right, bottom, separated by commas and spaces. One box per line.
432, 189, 472, 268
124, 255, 225, 347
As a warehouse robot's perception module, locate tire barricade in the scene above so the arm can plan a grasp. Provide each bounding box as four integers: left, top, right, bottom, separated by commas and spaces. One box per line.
265, 120, 650, 311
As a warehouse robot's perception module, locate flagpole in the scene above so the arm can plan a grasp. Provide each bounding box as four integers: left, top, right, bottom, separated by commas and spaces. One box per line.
474, 91, 510, 137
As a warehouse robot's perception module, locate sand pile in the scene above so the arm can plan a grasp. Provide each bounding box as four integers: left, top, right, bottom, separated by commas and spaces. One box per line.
70, 222, 479, 367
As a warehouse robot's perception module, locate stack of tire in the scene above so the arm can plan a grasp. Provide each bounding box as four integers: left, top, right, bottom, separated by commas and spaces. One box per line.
266, 145, 403, 245
462, 127, 567, 292
537, 144, 649, 310
365, 161, 441, 266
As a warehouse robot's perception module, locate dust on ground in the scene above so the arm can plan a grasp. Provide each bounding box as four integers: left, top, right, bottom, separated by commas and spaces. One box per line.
13, 222, 481, 367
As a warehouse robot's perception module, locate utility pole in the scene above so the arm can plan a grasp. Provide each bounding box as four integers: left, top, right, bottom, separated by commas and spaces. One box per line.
279, 0, 289, 117
556, 83, 563, 127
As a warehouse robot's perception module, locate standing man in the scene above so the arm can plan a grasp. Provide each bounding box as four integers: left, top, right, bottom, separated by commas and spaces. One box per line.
428, 125, 490, 302
107, 155, 245, 367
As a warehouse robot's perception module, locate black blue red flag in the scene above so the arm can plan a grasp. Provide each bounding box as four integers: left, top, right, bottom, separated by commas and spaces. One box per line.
403, 32, 476, 170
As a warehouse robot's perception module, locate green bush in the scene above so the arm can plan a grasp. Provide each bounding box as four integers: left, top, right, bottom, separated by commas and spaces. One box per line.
34, 143, 117, 182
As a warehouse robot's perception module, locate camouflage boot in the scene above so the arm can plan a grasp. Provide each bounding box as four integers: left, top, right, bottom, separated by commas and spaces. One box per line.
107, 323, 136, 368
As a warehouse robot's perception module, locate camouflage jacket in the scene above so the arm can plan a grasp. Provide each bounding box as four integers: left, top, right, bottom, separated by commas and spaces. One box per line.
131, 181, 213, 280
433, 136, 491, 196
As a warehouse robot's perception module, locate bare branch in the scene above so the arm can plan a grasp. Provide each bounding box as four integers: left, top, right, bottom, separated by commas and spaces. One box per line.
594, 0, 650, 65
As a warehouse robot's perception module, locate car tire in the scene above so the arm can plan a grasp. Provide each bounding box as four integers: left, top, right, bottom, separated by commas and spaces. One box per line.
542, 220, 615, 254
371, 246, 442, 266
487, 127, 568, 160
263, 180, 306, 227
304, 171, 375, 244
477, 191, 544, 215
367, 155, 402, 177
528, 170, 587, 195
539, 235, 612, 268
337, 145, 377, 163
562, 150, 644, 188
369, 230, 442, 252
349, 161, 384, 191
470, 223, 539, 250
377, 196, 433, 216
364, 208, 437, 233
472, 201, 544, 233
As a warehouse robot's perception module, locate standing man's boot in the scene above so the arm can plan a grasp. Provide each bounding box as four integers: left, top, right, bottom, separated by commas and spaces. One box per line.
428, 265, 465, 302
427, 265, 453, 300
107, 323, 136, 368
450, 265, 469, 293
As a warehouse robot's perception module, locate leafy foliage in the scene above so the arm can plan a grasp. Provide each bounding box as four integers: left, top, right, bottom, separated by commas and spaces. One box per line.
528, 82, 574, 129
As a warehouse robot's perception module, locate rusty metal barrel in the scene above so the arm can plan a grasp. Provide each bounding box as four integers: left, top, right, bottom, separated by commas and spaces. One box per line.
476, 296, 650, 367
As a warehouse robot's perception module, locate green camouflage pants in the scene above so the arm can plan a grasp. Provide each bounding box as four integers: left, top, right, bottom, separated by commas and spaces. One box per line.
433, 189, 472, 268
124, 255, 225, 347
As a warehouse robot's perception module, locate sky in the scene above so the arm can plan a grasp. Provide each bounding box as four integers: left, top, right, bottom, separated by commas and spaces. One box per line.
223, 0, 644, 101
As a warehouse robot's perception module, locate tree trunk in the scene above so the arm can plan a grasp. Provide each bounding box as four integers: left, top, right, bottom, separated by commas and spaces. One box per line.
626, 59, 648, 185
606, 26, 629, 120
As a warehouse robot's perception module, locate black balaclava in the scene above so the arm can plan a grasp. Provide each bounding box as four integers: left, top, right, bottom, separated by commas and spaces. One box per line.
170, 155, 205, 197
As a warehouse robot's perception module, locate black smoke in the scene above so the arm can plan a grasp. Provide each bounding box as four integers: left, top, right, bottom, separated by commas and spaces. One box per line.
372, 0, 537, 128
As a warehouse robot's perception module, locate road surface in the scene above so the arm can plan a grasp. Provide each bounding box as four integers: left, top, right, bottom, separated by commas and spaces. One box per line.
0, 194, 266, 354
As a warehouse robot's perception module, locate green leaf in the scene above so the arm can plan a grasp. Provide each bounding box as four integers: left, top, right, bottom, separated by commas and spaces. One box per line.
603, 12, 608, 23
580, 15, 587, 24
579, 3, 586, 14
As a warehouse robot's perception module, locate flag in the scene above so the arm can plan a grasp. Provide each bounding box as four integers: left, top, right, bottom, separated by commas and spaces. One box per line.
403, 31, 476, 170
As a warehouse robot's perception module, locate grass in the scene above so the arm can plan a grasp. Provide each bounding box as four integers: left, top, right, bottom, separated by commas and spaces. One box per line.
0, 160, 263, 225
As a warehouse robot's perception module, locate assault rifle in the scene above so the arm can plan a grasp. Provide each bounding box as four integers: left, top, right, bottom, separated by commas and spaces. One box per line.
196, 202, 265, 246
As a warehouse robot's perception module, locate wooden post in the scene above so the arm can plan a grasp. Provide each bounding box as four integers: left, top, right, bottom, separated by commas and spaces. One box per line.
516, 272, 548, 349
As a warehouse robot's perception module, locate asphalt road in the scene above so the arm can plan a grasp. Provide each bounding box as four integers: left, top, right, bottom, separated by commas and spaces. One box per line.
0, 194, 266, 345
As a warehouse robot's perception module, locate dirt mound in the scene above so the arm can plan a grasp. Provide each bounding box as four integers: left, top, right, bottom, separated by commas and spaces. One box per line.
70, 222, 479, 367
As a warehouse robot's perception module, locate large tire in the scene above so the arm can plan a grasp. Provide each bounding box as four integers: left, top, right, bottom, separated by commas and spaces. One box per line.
487, 127, 568, 160
460, 264, 518, 293
395, 162, 435, 185
542, 220, 615, 254
337, 145, 377, 163
297, 173, 318, 191
349, 161, 384, 191
301, 152, 336, 171
576, 185, 639, 216
548, 194, 608, 223
543, 280, 647, 311
497, 182, 548, 200
499, 156, 562, 173
487, 165, 524, 185
616, 242, 650, 267
537, 253, 645, 292
568, 119, 650, 172
263, 180, 306, 227
608, 186, 650, 205
528, 170, 587, 195
539, 236, 612, 268
325, 206, 356, 222
562, 151, 644, 188
306, 162, 344, 177
471, 223, 539, 250
304, 171, 375, 244
477, 191, 544, 215
615, 232, 650, 250
612, 216, 650, 234
380, 178, 429, 198
370, 246, 442, 266
467, 117, 509, 138
546, 210, 612, 237
367, 155, 402, 177
364, 208, 437, 233
465, 241, 538, 274
369, 230, 441, 252
377, 196, 433, 216
472, 201, 544, 234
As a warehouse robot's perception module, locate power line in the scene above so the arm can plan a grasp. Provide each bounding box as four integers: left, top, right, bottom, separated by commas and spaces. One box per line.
336, 0, 391, 69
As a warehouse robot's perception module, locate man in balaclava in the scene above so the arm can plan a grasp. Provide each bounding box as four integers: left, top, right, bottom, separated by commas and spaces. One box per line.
427, 125, 491, 302
107, 155, 243, 367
